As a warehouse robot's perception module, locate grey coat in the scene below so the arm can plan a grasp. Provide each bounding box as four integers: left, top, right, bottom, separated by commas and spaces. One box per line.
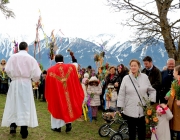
117, 73, 156, 118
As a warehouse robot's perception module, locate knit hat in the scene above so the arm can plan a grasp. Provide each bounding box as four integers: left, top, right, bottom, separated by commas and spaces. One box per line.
89, 76, 99, 83
84, 73, 89, 78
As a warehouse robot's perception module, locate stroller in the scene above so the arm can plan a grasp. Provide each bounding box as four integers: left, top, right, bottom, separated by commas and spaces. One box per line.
98, 109, 129, 140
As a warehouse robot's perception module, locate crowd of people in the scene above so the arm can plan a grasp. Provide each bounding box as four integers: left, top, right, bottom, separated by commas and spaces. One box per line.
0, 41, 180, 140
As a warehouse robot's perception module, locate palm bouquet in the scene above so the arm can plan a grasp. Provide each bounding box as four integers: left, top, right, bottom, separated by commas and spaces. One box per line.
139, 97, 158, 140
172, 80, 180, 100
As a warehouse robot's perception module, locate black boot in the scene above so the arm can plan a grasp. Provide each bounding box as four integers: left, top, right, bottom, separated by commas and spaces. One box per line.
10, 123, 17, 135
51, 127, 61, 132
65, 123, 72, 133
93, 117, 97, 121
20, 126, 28, 139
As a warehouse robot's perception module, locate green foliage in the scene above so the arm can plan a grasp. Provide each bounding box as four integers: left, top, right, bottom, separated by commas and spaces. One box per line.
0, 0, 15, 18
139, 97, 158, 128
2, 0, 9, 3
39, 63, 43, 71
172, 80, 180, 100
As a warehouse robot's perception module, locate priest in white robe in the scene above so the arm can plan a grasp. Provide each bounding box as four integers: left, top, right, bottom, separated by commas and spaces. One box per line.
1, 42, 41, 139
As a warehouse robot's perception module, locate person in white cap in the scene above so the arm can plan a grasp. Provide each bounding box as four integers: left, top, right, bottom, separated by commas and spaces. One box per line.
87, 76, 102, 120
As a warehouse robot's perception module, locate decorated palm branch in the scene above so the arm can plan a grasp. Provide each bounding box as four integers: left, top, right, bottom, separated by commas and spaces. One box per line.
0, 70, 8, 80
139, 97, 158, 140
34, 10, 53, 61
97, 63, 109, 83
94, 39, 108, 71
34, 11, 42, 60
94, 51, 105, 68
171, 80, 180, 100
138, 97, 158, 127
13, 40, 18, 53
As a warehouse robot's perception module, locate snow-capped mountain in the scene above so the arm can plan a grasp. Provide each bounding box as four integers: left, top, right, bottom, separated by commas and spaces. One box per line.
0, 33, 168, 71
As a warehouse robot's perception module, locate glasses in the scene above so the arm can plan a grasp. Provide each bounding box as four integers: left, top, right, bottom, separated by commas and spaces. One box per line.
1, 63, 6, 65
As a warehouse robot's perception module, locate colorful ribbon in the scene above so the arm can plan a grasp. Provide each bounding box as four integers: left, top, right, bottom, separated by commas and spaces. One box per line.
152, 127, 158, 140
82, 103, 88, 121
87, 94, 93, 122
103, 89, 108, 110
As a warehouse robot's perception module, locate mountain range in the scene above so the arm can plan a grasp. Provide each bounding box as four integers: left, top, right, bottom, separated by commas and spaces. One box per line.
0, 33, 168, 71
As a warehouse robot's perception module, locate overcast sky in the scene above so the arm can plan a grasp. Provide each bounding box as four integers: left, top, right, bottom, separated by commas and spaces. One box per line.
0, 0, 180, 44
0, 0, 130, 43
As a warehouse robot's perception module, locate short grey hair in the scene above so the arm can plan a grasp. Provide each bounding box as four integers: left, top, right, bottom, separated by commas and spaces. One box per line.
167, 58, 175, 64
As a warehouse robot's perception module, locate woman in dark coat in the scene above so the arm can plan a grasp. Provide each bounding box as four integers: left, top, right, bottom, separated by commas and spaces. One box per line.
115, 64, 129, 94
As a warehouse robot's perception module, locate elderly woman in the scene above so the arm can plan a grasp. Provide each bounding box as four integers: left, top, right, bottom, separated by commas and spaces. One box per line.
117, 59, 156, 140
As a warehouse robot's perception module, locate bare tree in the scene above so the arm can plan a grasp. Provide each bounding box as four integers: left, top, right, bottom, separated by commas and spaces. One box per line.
107, 0, 180, 64
0, 0, 15, 18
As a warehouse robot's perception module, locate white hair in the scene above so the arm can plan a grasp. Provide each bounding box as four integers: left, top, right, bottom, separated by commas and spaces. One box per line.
167, 58, 175, 64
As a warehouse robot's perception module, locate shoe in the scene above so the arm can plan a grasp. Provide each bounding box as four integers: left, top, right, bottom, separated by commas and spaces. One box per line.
10, 123, 17, 135
65, 123, 72, 133
51, 128, 61, 132
93, 117, 97, 121
20, 131, 28, 139
92, 117, 97, 121
20, 126, 28, 139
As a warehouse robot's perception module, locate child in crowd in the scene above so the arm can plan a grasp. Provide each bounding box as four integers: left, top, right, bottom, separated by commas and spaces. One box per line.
104, 84, 117, 111
87, 76, 102, 120
38, 70, 47, 101
151, 104, 173, 140
77, 73, 89, 121
82, 73, 89, 103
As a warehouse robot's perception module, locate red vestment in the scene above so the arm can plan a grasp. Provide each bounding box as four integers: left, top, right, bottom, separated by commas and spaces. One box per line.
45, 63, 84, 123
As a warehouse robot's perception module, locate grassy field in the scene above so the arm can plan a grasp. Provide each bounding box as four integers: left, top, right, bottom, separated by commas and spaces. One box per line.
0, 94, 112, 140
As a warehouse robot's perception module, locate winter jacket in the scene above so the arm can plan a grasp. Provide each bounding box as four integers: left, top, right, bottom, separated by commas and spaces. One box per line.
160, 69, 174, 103
81, 83, 88, 103
87, 84, 102, 106
167, 95, 180, 131
151, 109, 173, 140
117, 73, 156, 118
142, 65, 162, 103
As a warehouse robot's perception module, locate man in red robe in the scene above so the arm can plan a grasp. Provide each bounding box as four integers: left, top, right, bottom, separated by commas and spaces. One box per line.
45, 54, 84, 132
